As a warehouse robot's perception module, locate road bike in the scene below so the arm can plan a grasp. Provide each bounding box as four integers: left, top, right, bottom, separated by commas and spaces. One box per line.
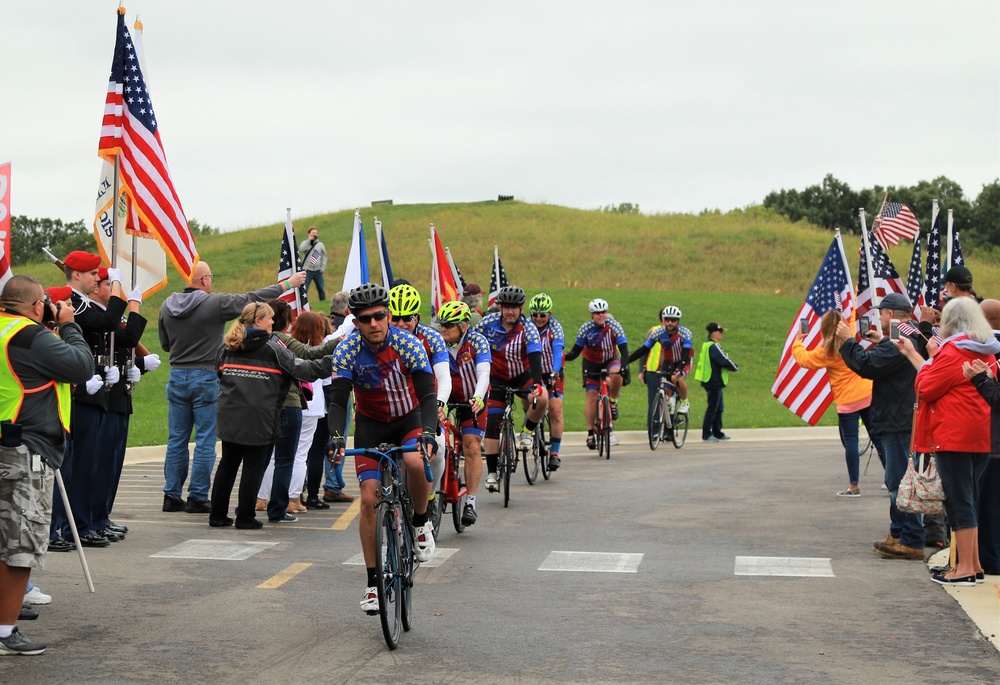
496, 386, 528, 507
344, 443, 430, 650
584, 369, 616, 459
648, 375, 688, 450
428, 405, 470, 537
534, 373, 558, 481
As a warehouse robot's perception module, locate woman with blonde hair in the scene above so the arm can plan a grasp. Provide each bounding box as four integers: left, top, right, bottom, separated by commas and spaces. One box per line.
791, 310, 874, 497
210, 303, 331, 529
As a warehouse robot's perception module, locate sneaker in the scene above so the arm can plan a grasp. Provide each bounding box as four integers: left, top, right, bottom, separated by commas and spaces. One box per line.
548, 453, 561, 471
715, 434, 731, 441
162, 495, 185, 512
881, 483, 888, 490
586, 435, 597, 450
414, 522, 436, 562
874, 541, 925, 560
304, 497, 330, 510
184, 497, 212, 514
485, 473, 499, 492
270, 513, 297, 523
461, 503, 478, 526
609, 433, 620, 446
930, 572, 976, 587
976, 571, 985, 584
836, 489, 861, 498
0, 627, 46, 655
610, 402, 619, 420
518, 431, 533, 450
23, 587, 52, 606
703, 436, 719, 443
361, 586, 379, 614
18, 604, 38, 620
678, 400, 690, 413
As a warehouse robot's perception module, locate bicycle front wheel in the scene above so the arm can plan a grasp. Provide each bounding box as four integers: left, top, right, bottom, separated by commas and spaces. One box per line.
524, 431, 540, 485
649, 393, 665, 450
374, 502, 402, 650
672, 408, 688, 448
599, 395, 612, 460
400, 513, 414, 633
428, 478, 445, 540
500, 423, 514, 508
537, 416, 551, 480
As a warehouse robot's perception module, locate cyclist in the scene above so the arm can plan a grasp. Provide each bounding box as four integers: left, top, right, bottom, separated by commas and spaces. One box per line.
564, 298, 629, 449
627, 306, 693, 432
528, 293, 565, 470
472, 285, 548, 491
388, 284, 451, 489
436, 301, 491, 525
327, 283, 439, 614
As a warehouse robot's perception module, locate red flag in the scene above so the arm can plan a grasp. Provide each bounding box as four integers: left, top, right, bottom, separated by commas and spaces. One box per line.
0, 162, 11, 290
97, 8, 197, 281
430, 225, 459, 313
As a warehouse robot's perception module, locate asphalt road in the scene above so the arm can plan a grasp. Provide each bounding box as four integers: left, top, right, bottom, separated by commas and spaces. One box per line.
4, 433, 1000, 684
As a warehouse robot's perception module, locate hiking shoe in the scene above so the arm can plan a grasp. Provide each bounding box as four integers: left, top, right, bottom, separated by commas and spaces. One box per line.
485, 473, 499, 492
874, 541, 924, 560
518, 431, 533, 450
930, 572, 976, 587
678, 400, 690, 413
361, 586, 379, 614
414, 522, 436, 562
461, 503, 478, 526
162, 495, 185, 512
548, 453, 561, 471
836, 489, 861, 498
873, 534, 899, 552
610, 402, 619, 420
586, 435, 597, 450
23, 587, 51, 606
323, 489, 355, 503
0, 627, 46, 655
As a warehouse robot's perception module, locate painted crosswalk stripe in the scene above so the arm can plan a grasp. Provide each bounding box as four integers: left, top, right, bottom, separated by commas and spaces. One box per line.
538, 551, 643, 573
734, 556, 834, 577
343, 547, 458, 568
150, 539, 278, 561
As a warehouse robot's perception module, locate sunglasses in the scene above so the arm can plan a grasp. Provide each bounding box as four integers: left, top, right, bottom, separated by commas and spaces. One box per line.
356, 309, 389, 324
664, 318, 679, 323
440, 321, 460, 329
391, 314, 418, 323
531, 313, 549, 318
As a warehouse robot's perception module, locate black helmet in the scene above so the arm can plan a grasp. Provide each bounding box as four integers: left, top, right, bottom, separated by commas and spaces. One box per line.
496, 285, 526, 306
348, 282, 389, 312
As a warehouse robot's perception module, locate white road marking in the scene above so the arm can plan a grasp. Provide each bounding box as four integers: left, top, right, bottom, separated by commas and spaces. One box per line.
150, 539, 278, 561
734, 556, 834, 577
538, 551, 643, 573
343, 547, 459, 568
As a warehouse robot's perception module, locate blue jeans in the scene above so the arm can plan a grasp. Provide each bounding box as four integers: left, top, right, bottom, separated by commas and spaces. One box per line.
267, 407, 302, 522
881, 430, 924, 549
935, 450, 989, 530
702, 385, 725, 439
303, 271, 326, 300
164, 369, 220, 502
324, 396, 352, 492
837, 406, 872, 485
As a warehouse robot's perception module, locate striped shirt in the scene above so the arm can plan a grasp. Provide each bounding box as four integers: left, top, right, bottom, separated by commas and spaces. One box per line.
574, 316, 627, 365
473, 311, 542, 381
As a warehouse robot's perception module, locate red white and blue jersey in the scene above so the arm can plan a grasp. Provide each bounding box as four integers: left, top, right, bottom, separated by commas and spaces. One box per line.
414, 323, 449, 368
473, 311, 542, 381
642, 324, 693, 366
447, 330, 491, 401
330, 327, 431, 422
537, 316, 565, 374
574, 315, 627, 365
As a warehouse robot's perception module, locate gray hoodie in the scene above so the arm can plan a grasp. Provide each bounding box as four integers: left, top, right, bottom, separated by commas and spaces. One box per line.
158, 284, 284, 370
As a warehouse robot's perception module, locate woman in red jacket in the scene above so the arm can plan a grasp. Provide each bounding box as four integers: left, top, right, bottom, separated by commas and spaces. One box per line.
897, 297, 1000, 586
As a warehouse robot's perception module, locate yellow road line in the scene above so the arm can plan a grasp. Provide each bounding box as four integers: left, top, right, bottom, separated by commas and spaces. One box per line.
332, 499, 361, 530
257, 562, 312, 589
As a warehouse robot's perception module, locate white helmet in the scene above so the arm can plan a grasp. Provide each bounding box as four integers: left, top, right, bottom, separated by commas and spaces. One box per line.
661, 305, 682, 319
589, 298, 609, 313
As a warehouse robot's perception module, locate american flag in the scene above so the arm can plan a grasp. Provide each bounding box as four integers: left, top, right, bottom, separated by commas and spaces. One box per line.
97, 9, 197, 281
278, 213, 309, 321
923, 205, 943, 309
487, 245, 510, 309
951, 230, 965, 269
772, 234, 855, 425
873, 201, 920, 249
905, 233, 924, 320
856, 232, 907, 335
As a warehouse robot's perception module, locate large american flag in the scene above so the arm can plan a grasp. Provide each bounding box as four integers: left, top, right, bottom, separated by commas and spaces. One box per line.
97, 8, 197, 281
951, 230, 965, 270
905, 233, 924, 320
923, 205, 943, 309
771, 234, 855, 425
873, 201, 920, 249
856, 232, 907, 335
487, 245, 510, 309
278, 214, 309, 321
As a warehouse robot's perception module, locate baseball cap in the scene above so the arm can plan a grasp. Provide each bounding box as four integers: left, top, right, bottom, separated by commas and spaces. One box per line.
943, 265, 973, 286
873, 293, 912, 311
706, 322, 727, 334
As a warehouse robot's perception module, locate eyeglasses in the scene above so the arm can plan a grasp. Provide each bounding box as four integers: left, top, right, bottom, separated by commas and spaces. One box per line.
356, 309, 389, 325
202, 273, 214, 280
440, 321, 460, 329
530, 313, 549, 318
391, 314, 418, 323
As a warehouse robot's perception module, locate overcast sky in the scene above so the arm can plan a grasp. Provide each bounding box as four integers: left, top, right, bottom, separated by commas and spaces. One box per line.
3, 1, 998, 231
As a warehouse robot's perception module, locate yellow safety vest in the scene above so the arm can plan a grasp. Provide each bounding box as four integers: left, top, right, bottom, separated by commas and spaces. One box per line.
0, 314, 73, 432
644, 325, 662, 373
693, 341, 728, 386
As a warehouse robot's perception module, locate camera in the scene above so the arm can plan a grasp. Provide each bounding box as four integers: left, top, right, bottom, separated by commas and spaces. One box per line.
41, 293, 58, 326
889, 319, 900, 342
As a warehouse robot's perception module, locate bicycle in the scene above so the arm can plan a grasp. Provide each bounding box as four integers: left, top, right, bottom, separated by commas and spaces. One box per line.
584, 369, 616, 459
344, 443, 431, 650
428, 405, 470, 537
496, 386, 528, 507
534, 374, 558, 481
648, 375, 688, 450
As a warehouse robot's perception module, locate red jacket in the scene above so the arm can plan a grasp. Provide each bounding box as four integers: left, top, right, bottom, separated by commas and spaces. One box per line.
913, 335, 993, 453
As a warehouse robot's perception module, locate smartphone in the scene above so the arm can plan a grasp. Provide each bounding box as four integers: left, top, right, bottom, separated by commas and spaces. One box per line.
799, 318, 809, 334
859, 316, 870, 333
889, 319, 900, 341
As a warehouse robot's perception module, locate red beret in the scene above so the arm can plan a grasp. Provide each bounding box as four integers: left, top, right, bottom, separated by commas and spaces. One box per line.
64, 251, 102, 272
45, 286, 73, 302
98, 266, 109, 281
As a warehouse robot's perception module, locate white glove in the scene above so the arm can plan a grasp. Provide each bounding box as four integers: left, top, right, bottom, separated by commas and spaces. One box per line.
127, 365, 142, 383
85, 375, 103, 395
126, 287, 143, 305
142, 354, 161, 373
107, 267, 123, 285
104, 365, 120, 386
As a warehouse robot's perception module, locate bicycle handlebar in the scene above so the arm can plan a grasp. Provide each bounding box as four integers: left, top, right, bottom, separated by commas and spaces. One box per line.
345, 443, 432, 482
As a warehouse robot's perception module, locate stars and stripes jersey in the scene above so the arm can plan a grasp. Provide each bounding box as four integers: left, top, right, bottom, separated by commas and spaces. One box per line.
330, 327, 431, 422
472, 312, 542, 381
536, 317, 565, 374
414, 323, 449, 368
574, 316, 627, 365
447, 330, 492, 401
642, 324, 693, 368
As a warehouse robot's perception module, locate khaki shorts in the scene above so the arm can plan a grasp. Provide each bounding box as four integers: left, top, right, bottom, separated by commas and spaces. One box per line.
0, 444, 54, 569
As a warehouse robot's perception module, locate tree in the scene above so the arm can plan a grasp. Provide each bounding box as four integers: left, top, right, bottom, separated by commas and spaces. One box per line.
9, 216, 96, 267
969, 179, 1000, 248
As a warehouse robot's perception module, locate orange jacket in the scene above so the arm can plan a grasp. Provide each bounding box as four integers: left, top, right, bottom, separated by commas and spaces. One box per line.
790, 341, 872, 409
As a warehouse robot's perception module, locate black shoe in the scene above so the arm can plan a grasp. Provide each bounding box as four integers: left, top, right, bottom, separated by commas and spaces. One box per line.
270, 513, 297, 523
184, 497, 212, 514
79, 533, 110, 548
48, 537, 75, 552
18, 604, 39, 621
162, 495, 185, 512
106, 521, 129, 534
611, 403, 619, 420
98, 528, 124, 542
548, 454, 561, 471
461, 503, 478, 526
586, 435, 597, 450
304, 497, 330, 510
0, 627, 46, 655
209, 517, 234, 527
234, 518, 264, 529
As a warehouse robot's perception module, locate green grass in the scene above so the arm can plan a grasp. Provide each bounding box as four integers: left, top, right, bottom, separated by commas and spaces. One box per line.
15, 200, 998, 446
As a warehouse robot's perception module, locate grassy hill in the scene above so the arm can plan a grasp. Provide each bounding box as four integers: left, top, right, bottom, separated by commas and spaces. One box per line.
16, 201, 999, 446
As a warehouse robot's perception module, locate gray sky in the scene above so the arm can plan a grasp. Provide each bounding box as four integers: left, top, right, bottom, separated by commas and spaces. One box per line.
3, 1, 998, 231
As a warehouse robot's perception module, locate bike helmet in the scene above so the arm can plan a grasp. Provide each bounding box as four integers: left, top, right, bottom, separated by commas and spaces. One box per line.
496, 285, 526, 306
588, 298, 609, 313
389, 284, 421, 316
437, 301, 471, 324
528, 293, 553, 314
661, 305, 682, 319
348, 282, 389, 312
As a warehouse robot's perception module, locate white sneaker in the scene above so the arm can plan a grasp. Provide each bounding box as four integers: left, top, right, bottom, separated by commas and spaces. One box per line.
678, 400, 690, 414
360, 586, 379, 614
23, 586, 52, 606
518, 431, 533, 450
485, 472, 499, 492
414, 521, 436, 562
609, 433, 620, 446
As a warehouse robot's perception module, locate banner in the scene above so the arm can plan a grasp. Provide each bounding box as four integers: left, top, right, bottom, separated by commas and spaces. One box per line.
342, 210, 369, 291
429, 225, 460, 313
0, 162, 11, 289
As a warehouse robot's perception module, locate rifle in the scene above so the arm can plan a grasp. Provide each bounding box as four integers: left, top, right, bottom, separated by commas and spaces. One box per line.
41, 245, 66, 271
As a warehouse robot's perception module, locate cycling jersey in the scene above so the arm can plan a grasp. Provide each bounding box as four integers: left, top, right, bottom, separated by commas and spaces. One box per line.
447, 329, 492, 402
572, 316, 627, 365
414, 322, 448, 367
643, 324, 693, 372
472, 311, 543, 383
536, 316, 565, 374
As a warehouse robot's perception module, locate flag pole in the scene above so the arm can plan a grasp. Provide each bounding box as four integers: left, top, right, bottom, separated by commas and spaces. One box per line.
859, 208, 877, 307
287, 207, 301, 312
105, 155, 119, 391
946, 209, 954, 271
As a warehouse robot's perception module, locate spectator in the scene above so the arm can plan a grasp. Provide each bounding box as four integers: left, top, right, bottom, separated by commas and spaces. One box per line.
463, 283, 484, 327
298, 227, 328, 301
790, 310, 874, 496
693, 322, 739, 442
157, 261, 304, 514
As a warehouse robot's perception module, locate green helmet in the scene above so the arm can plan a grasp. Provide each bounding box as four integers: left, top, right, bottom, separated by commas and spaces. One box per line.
388, 284, 421, 317
529, 293, 553, 314
437, 301, 471, 324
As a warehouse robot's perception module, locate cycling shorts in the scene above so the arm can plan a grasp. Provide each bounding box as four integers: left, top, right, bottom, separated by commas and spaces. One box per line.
485, 372, 534, 440
352, 412, 422, 483
582, 358, 620, 391
546, 371, 565, 399
451, 404, 487, 438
